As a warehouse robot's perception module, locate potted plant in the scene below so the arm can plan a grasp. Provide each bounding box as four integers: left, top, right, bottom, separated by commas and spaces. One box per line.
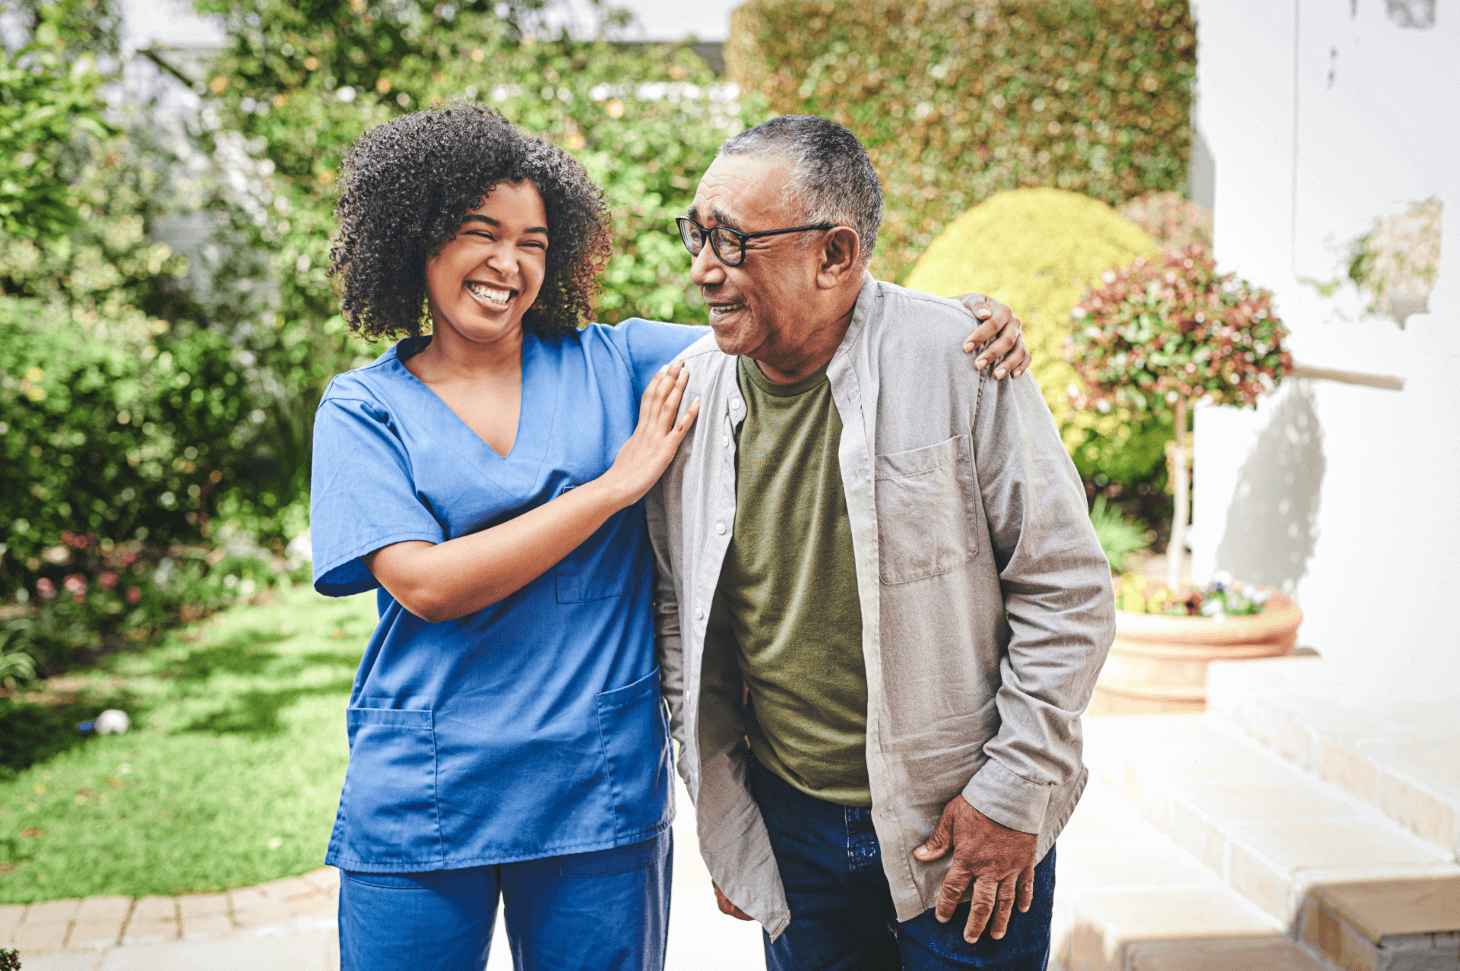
1066, 245, 1302, 713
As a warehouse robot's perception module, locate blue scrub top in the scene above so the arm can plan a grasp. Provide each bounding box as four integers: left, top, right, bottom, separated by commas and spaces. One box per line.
309, 318, 702, 873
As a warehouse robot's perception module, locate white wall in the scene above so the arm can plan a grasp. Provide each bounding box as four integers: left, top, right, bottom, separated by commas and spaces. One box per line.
1189, 0, 1460, 674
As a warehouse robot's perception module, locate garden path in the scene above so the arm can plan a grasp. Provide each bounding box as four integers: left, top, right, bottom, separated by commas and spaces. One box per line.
2, 774, 767, 970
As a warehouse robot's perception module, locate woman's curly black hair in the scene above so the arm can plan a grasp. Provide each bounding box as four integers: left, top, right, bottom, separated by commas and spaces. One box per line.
329, 104, 611, 339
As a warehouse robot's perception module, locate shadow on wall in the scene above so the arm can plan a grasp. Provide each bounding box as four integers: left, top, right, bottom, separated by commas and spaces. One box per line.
1214, 382, 1325, 593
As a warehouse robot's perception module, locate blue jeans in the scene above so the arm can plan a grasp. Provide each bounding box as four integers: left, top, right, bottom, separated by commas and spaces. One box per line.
750, 757, 1055, 971
338, 828, 671, 971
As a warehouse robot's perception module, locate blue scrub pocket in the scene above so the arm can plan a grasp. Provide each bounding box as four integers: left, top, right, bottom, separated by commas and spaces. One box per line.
556, 504, 637, 603
336, 707, 443, 869
595, 668, 673, 841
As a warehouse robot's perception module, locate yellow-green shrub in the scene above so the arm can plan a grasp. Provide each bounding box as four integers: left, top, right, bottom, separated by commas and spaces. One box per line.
727, 0, 1195, 284
905, 187, 1168, 482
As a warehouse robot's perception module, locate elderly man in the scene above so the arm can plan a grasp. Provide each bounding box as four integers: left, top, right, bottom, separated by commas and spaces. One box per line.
647, 115, 1115, 970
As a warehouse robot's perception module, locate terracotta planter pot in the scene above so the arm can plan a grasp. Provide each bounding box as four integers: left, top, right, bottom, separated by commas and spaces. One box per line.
1090, 587, 1303, 715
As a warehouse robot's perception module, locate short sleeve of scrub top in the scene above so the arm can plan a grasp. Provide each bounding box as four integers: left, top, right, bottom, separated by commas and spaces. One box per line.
308, 318, 703, 874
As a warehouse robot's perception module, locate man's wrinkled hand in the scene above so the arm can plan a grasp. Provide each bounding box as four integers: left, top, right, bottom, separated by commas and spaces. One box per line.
912, 795, 1037, 944
713, 882, 753, 921
956, 294, 1030, 380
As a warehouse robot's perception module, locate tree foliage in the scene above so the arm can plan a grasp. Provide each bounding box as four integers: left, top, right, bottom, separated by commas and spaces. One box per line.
0, 0, 114, 241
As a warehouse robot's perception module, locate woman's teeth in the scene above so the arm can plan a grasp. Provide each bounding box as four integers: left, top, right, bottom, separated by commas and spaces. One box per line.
466, 282, 514, 309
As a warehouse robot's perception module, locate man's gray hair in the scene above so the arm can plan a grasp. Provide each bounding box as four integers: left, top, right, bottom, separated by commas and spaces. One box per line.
718, 115, 882, 267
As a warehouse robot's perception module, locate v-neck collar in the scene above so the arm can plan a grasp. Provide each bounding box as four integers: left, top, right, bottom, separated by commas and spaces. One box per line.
386, 334, 555, 476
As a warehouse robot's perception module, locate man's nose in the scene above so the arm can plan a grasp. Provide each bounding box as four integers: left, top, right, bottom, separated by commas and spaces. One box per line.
689, 239, 724, 288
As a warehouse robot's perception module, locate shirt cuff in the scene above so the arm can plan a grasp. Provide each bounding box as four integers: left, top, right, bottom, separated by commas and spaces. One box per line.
962, 758, 1049, 836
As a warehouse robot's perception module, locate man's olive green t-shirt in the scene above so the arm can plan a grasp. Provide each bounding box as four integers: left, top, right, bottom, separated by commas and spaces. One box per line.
712, 354, 870, 807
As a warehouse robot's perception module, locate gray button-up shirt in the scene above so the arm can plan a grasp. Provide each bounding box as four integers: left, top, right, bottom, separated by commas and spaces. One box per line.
646, 273, 1115, 938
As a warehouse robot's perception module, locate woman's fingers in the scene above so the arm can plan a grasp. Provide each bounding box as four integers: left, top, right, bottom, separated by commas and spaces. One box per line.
675, 396, 701, 436
660, 363, 690, 427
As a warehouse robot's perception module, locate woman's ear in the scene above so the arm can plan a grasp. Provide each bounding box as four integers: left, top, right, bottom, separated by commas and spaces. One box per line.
816, 226, 861, 289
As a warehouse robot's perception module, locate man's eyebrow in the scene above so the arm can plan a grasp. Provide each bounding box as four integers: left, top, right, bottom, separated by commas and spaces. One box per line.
684, 203, 741, 231
462, 214, 549, 236
711, 206, 742, 231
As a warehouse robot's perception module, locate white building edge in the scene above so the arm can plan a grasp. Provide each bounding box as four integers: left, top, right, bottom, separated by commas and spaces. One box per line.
1189, 0, 1458, 675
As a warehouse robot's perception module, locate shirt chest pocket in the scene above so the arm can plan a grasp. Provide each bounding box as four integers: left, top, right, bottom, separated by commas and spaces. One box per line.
874, 434, 981, 584
555, 496, 640, 603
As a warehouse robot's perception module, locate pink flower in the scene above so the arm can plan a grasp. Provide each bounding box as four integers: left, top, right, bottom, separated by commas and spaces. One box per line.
63, 574, 88, 595
99, 571, 119, 590
126, 587, 142, 604
37, 577, 56, 601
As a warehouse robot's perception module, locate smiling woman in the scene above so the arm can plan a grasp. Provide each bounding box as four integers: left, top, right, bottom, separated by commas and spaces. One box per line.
329, 105, 608, 340
315, 105, 706, 971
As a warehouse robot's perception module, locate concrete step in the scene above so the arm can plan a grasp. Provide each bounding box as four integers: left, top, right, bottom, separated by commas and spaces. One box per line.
1298, 874, 1460, 971
1081, 713, 1460, 969
1051, 776, 1325, 971
1206, 656, 1460, 860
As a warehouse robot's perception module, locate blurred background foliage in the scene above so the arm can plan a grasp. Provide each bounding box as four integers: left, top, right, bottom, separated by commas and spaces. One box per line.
727, 0, 1196, 283
3, 0, 1200, 677
0, 0, 746, 677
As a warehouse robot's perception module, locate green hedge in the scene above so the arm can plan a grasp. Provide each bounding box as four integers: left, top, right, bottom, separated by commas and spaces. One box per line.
726, 0, 1195, 283
0, 295, 256, 567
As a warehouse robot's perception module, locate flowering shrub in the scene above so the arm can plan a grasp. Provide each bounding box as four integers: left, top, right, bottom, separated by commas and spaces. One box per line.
1116, 571, 1271, 617
0, 528, 301, 681
905, 188, 1169, 485
727, 0, 1196, 283
1066, 246, 1291, 413
1067, 245, 1292, 586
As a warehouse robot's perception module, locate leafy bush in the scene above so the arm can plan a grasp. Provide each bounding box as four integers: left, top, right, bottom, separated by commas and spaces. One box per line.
0, 296, 250, 570
726, 0, 1195, 283
904, 188, 1169, 485
1067, 246, 1291, 413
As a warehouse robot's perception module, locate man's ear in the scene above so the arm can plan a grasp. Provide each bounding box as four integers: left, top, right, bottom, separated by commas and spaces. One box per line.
816, 226, 861, 289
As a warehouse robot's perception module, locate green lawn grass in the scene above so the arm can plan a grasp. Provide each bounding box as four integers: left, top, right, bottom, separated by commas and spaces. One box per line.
0, 584, 376, 903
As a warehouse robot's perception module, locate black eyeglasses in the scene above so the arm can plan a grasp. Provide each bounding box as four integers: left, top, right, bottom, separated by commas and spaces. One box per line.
676, 216, 835, 267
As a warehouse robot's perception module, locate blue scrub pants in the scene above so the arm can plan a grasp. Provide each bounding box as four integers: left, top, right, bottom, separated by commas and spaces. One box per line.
338, 828, 672, 971
749, 757, 1055, 971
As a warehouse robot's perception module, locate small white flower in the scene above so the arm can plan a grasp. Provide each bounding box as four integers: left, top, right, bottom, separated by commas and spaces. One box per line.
1201, 599, 1225, 617
1211, 570, 1233, 589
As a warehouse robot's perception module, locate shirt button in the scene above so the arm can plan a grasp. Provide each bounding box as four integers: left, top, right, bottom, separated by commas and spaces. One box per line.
715, 522, 726, 535
694, 607, 704, 620
722, 433, 730, 447
731, 398, 743, 411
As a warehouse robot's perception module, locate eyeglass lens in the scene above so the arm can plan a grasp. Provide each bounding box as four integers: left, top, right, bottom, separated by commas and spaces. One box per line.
678, 219, 744, 266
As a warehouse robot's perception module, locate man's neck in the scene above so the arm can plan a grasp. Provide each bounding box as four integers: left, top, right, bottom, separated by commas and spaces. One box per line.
753, 287, 860, 384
